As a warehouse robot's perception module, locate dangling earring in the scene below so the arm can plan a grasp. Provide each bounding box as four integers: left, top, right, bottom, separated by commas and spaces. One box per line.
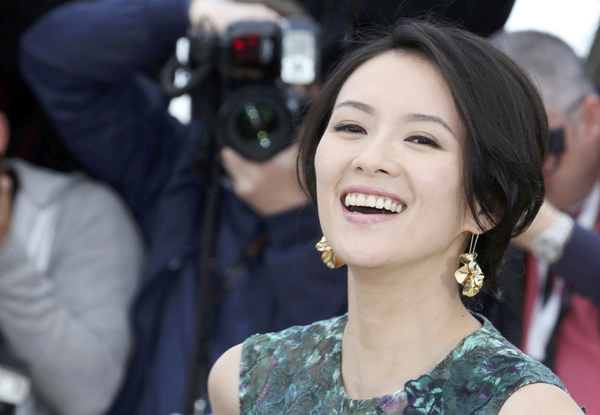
315, 236, 345, 269
454, 233, 485, 297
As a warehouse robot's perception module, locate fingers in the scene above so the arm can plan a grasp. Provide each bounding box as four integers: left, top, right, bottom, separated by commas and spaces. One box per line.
220, 147, 252, 178
0, 175, 12, 214
238, 3, 281, 22
189, 0, 282, 32
0, 175, 13, 245
220, 147, 261, 192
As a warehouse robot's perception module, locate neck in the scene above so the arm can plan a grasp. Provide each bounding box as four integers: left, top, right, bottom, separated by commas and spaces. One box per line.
341, 256, 481, 399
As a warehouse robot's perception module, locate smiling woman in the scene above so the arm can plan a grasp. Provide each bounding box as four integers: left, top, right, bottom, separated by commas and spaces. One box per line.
208, 21, 585, 415
300, 26, 547, 297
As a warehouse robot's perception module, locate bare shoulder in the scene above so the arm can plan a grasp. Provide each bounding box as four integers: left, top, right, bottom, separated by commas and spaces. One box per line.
208, 343, 244, 415
499, 383, 583, 415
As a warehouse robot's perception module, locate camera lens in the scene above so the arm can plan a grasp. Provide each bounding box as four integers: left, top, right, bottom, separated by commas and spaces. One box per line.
217, 86, 293, 162
236, 102, 280, 150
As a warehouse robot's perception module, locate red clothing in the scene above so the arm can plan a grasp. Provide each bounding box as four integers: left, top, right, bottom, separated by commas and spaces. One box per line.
523, 209, 600, 413
555, 296, 600, 412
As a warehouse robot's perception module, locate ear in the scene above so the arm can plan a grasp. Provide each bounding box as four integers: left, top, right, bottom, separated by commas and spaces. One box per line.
0, 111, 9, 155
577, 94, 600, 143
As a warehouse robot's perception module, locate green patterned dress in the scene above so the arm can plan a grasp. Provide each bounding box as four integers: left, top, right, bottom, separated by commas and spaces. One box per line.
239, 313, 585, 414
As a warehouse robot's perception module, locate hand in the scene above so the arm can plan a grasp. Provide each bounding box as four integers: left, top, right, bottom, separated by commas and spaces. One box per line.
0, 174, 13, 248
512, 199, 562, 251
189, 0, 281, 32
220, 145, 307, 216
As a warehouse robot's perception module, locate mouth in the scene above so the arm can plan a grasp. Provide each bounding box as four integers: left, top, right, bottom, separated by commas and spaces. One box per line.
341, 192, 407, 215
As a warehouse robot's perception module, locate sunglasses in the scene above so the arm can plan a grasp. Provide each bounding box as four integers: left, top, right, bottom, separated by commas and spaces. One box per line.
548, 127, 565, 155
545, 127, 565, 174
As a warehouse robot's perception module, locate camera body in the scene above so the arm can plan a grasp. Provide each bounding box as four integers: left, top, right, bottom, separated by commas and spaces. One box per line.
187, 17, 319, 162
0, 365, 31, 415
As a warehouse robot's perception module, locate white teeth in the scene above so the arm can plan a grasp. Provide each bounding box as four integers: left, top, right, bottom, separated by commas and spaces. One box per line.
356, 194, 366, 207
366, 195, 376, 207
343, 192, 406, 214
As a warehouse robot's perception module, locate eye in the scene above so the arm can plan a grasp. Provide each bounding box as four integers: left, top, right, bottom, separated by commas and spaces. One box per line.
334, 124, 367, 134
406, 135, 440, 148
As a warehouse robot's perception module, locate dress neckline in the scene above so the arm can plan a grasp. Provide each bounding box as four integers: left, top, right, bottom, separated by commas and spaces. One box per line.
330, 312, 490, 404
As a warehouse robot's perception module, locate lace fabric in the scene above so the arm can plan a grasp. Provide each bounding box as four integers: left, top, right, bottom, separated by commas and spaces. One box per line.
239, 313, 585, 414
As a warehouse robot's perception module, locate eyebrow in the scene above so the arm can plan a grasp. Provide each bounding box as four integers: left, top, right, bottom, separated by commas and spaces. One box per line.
404, 113, 455, 136
334, 100, 455, 137
334, 100, 375, 115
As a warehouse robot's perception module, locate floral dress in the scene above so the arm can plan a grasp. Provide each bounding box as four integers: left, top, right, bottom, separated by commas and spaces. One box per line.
239, 313, 585, 414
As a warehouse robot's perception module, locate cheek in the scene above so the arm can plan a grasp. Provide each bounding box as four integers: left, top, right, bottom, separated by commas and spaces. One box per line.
314, 139, 328, 200
314, 135, 351, 229
314, 137, 336, 214
414, 159, 464, 217
314, 135, 342, 196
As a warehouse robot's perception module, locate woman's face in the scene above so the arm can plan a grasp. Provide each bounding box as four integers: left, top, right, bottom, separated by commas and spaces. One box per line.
315, 51, 477, 271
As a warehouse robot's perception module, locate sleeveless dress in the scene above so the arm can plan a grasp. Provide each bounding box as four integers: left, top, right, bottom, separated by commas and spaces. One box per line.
239, 313, 586, 414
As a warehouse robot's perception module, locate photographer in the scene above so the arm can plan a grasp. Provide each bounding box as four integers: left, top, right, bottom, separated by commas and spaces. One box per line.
0, 85, 144, 415
20, 1, 348, 414
479, 31, 600, 415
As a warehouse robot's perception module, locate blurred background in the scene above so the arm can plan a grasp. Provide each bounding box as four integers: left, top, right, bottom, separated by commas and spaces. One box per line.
506, 0, 600, 56
5, 0, 600, 168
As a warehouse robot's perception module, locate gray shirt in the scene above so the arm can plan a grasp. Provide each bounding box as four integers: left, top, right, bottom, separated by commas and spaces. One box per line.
0, 159, 144, 415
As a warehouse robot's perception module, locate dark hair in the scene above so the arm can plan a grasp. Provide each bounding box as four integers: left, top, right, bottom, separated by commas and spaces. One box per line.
297, 20, 547, 294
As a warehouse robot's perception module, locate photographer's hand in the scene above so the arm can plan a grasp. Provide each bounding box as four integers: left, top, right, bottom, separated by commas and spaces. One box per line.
0, 174, 13, 248
189, 0, 281, 31
220, 145, 307, 216
513, 200, 562, 251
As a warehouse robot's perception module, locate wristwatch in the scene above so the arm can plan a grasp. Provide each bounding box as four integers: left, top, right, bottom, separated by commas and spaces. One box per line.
532, 213, 575, 264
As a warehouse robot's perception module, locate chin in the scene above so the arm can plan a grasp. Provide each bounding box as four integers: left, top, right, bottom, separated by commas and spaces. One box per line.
335, 244, 399, 270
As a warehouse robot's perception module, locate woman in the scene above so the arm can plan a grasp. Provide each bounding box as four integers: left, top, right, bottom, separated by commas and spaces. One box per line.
208, 21, 585, 414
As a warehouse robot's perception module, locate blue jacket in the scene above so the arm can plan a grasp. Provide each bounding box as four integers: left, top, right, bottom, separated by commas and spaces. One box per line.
19, 0, 348, 414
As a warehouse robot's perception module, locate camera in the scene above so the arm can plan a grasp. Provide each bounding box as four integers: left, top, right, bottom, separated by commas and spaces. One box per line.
0, 365, 31, 415
162, 17, 319, 162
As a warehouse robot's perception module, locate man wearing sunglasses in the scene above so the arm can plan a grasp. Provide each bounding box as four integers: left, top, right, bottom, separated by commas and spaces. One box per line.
484, 30, 600, 414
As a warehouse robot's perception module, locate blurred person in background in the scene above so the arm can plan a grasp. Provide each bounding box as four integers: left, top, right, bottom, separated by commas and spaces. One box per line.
0, 0, 81, 171
0, 80, 144, 415
20, 2, 347, 414
18, 0, 516, 415
295, 0, 517, 77
482, 30, 600, 415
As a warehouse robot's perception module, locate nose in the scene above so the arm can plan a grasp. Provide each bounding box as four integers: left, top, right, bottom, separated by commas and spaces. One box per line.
350, 133, 402, 177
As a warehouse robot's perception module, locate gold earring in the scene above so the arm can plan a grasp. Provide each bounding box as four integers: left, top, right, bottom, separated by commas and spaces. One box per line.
315, 236, 345, 269
454, 233, 484, 297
